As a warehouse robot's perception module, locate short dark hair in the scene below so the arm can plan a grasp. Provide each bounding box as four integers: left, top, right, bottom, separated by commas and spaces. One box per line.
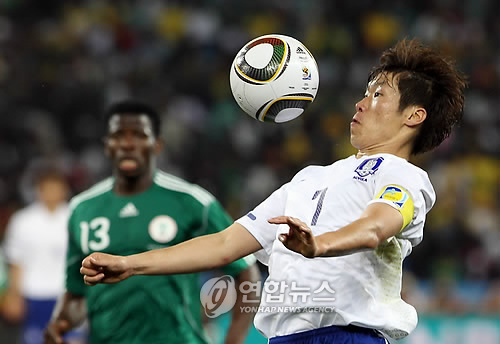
34, 168, 67, 186
369, 39, 466, 154
103, 100, 161, 137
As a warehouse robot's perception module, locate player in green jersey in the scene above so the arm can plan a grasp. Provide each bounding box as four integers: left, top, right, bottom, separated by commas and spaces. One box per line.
44, 100, 259, 344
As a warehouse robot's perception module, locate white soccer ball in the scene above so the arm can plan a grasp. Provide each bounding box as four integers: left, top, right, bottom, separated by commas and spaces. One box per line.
229, 34, 319, 123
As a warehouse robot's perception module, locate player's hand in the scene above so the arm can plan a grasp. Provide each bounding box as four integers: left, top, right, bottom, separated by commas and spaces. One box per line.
80, 253, 132, 285
268, 216, 319, 258
44, 319, 70, 344
1, 291, 25, 323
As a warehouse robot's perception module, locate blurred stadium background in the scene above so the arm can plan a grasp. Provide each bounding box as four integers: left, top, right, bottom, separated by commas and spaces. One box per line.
0, 0, 498, 343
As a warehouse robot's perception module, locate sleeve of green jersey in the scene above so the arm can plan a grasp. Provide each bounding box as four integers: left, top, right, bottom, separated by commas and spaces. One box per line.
202, 200, 255, 277
65, 212, 86, 296
0, 249, 8, 294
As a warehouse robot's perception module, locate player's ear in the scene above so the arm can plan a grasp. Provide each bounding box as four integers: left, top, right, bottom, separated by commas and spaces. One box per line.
405, 107, 427, 127
153, 137, 164, 154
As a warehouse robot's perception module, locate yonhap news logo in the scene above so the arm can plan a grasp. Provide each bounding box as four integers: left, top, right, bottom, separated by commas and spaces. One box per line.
200, 277, 337, 318
200, 275, 237, 318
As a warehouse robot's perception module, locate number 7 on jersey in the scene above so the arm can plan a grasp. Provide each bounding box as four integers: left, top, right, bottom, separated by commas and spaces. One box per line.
311, 188, 328, 226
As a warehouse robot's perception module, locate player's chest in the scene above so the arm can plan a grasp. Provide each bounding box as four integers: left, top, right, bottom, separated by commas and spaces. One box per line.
285, 161, 380, 228
16, 212, 68, 253
73, 200, 193, 255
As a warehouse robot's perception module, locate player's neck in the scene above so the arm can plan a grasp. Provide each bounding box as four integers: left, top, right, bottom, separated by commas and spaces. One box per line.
114, 172, 154, 196
43, 201, 63, 213
356, 142, 411, 160
355, 128, 417, 160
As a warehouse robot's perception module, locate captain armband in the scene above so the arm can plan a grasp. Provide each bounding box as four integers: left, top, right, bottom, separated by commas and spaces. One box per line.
374, 185, 414, 231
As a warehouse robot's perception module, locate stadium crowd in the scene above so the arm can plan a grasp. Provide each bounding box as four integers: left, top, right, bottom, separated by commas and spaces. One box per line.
0, 0, 498, 337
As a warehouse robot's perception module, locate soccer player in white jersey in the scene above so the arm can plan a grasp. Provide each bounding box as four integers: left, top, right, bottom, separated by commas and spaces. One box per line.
80, 39, 466, 343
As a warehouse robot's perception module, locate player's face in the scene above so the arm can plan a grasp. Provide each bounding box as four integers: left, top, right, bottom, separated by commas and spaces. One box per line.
105, 114, 158, 178
350, 73, 408, 152
37, 178, 69, 206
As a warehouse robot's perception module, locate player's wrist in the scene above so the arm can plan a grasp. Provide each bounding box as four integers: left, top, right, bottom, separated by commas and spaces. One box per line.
123, 255, 138, 276
314, 236, 327, 257
125, 254, 150, 277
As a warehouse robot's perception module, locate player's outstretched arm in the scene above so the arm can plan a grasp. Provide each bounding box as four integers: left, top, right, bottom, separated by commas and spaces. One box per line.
81, 223, 262, 285
270, 202, 403, 258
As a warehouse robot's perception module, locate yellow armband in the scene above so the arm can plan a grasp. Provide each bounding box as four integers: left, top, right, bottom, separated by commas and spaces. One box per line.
375, 185, 414, 231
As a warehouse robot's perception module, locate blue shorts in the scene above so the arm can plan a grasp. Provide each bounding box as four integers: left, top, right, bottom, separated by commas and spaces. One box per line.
269, 325, 387, 344
23, 298, 56, 344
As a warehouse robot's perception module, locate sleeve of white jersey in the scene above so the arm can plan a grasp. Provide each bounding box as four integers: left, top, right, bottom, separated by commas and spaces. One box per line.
368, 164, 436, 248
236, 183, 288, 265
236, 167, 317, 265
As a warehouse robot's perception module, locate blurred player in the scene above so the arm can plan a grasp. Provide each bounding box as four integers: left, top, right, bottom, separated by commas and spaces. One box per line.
45, 101, 259, 344
80, 39, 466, 343
3, 169, 72, 344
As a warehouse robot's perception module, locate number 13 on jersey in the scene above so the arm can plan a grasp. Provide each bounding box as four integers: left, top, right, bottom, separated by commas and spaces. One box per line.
80, 217, 111, 254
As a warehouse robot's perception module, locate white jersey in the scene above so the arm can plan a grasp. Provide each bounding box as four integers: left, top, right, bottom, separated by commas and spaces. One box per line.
237, 153, 435, 340
3, 202, 69, 299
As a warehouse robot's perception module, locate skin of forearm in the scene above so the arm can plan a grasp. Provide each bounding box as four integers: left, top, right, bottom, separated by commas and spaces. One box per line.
7, 264, 22, 295
129, 231, 240, 276
2, 264, 25, 322
316, 216, 388, 257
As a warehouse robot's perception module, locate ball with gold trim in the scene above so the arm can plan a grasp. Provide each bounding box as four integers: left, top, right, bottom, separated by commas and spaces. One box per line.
229, 34, 319, 123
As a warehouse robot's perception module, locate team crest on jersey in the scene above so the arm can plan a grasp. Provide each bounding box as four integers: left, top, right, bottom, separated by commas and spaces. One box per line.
355, 157, 384, 177
148, 215, 178, 244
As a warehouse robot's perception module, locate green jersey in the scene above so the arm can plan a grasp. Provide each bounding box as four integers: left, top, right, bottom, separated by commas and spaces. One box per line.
0, 248, 7, 295
66, 171, 251, 344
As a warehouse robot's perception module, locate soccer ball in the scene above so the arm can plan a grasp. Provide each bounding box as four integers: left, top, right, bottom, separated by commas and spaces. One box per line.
229, 34, 319, 123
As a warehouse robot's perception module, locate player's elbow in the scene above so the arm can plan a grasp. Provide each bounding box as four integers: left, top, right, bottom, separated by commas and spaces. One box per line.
359, 212, 396, 249
364, 222, 386, 249
360, 203, 404, 250
363, 231, 381, 249
216, 229, 241, 267
220, 255, 235, 266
